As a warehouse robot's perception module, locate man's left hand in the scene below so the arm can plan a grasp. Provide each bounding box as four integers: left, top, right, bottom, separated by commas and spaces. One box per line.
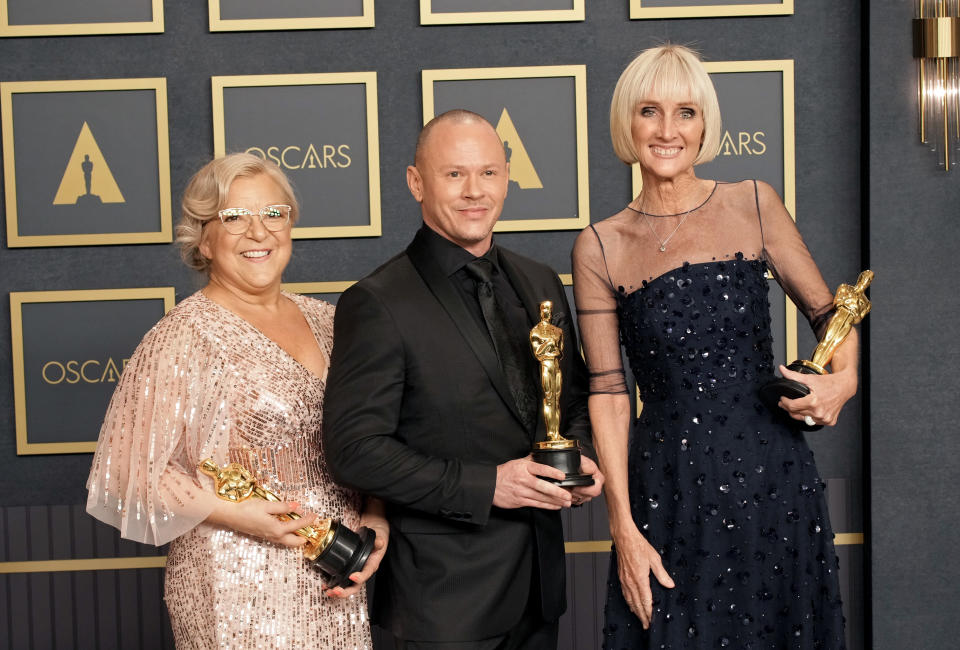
569, 455, 604, 506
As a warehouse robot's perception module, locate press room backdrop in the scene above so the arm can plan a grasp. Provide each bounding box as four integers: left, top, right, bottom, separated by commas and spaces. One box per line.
0, 2, 954, 649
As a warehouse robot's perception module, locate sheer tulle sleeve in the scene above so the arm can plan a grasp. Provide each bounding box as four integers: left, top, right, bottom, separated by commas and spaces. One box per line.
86, 307, 229, 546
572, 225, 629, 395
756, 181, 836, 337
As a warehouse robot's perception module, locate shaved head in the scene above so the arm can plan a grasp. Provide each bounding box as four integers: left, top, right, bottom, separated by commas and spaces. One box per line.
414, 109, 502, 168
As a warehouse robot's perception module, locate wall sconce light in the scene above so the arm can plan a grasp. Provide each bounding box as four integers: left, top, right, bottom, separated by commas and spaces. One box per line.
914, 1, 960, 169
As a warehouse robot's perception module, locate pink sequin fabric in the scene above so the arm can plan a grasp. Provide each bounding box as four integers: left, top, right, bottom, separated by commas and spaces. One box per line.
86, 291, 371, 649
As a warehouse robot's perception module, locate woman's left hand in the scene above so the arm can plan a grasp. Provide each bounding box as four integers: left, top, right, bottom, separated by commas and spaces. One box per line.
325, 520, 389, 598
777, 364, 857, 427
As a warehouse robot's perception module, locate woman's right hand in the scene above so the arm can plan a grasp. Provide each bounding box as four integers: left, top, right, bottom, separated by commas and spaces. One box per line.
206, 498, 311, 548
613, 524, 675, 629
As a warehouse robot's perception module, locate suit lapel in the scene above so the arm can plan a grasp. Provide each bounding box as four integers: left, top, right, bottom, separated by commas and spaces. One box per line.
406, 231, 523, 425
498, 249, 550, 440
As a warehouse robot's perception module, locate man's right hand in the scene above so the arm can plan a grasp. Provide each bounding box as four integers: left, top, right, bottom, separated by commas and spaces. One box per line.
492, 455, 573, 509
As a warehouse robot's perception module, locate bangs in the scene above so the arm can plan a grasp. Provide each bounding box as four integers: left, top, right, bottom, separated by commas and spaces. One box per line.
633, 55, 706, 109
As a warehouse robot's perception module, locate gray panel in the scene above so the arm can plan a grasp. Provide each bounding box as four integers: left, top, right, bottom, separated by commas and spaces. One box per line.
50, 505, 73, 559
6, 507, 28, 562
220, 0, 365, 20
223, 83, 372, 229
29, 573, 54, 648
432, 77, 581, 223
118, 570, 141, 647
869, 3, 960, 649
9, 90, 162, 236
20, 299, 166, 445
700, 71, 785, 198
643, 0, 775, 6
432, 0, 574, 11
53, 572, 76, 648
95, 571, 119, 649
6, 0, 153, 25
139, 569, 165, 649
28, 505, 50, 561
8, 574, 31, 647
74, 571, 97, 648
0, 576, 9, 648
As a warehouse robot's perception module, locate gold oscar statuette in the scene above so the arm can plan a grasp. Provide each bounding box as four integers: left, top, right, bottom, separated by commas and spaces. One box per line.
198, 459, 375, 588
529, 301, 594, 487
759, 270, 874, 430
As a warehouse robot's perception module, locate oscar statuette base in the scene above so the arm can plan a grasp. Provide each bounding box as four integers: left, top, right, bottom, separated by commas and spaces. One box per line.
309, 522, 376, 589
759, 360, 824, 432
532, 443, 595, 488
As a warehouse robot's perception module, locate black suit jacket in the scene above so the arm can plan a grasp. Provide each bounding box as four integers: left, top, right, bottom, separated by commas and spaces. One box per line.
323, 227, 592, 642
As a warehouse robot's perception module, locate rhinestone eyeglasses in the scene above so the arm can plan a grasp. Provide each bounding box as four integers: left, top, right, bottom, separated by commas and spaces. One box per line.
217, 204, 292, 235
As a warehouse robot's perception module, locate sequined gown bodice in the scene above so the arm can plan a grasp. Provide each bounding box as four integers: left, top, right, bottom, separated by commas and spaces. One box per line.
573, 181, 846, 649
87, 292, 371, 649
618, 258, 776, 405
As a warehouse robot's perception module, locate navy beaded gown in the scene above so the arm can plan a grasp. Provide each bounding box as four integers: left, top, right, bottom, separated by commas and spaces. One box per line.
572, 181, 846, 649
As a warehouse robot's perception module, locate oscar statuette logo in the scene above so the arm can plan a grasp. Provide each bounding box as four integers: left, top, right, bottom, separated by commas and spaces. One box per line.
759, 270, 874, 430
529, 301, 594, 487
53, 122, 125, 207
198, 459, 376, 588
495, 107, 543, 190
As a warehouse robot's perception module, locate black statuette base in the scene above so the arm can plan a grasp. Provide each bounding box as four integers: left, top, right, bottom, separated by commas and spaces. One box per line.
759, 361, 823, 432
532, 446, 595, 487
311, 523, 376, 589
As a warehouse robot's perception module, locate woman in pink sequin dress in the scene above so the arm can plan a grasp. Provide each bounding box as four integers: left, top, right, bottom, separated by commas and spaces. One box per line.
86, 153, 387, 649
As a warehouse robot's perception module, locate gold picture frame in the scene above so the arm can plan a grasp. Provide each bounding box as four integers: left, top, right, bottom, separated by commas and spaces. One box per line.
420, 0, 583, 25
10, 287, 176, 455
209, 0, 374, 31
212, 72, 381, 239
282, 281, 356, 296
630, 0, 793, 19
0, 0, 163, 37
422, 65, 590, 232
1, 78, 172, 247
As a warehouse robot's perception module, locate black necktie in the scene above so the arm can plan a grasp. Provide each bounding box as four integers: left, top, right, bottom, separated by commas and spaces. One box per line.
464, 258, 538, 432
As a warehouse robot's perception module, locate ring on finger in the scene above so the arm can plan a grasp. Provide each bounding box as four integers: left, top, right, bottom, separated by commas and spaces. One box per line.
804, 415, 816, 427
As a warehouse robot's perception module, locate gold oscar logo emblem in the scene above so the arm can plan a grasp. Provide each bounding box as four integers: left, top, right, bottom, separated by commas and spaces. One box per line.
53, 122, 125, 206
495, 108, 543, 189
245, 144, 353, 170
719, 130, 767, 157
41, 357, 130, 384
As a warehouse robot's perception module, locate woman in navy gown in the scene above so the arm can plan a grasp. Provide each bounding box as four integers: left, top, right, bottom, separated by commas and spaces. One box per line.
572, 45, 854, 649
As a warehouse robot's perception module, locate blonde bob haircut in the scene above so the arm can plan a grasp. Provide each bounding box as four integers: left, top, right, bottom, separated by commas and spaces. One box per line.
176, 153, 299, 273
610, 44, 722, 167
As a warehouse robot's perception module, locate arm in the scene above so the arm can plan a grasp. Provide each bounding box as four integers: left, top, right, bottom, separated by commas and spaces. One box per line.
324, 282, 498, 525
572, 227, 673, 628
87, 310, 317, 547
756, 181, 860, 426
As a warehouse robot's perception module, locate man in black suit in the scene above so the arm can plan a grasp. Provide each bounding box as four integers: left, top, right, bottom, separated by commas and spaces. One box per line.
324, 109, 603, 649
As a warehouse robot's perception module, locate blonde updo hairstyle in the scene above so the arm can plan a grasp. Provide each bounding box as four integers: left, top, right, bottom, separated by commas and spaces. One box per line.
610, 44, 722, 167
176, 153, 299, 273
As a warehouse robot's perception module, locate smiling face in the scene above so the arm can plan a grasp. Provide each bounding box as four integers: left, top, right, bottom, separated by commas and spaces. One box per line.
199, 173, 292, 297
631, 98, 705, 182
407, 118, 509, 257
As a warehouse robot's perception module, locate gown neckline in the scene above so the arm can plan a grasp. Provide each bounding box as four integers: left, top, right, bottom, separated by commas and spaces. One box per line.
197, 290, 330, 384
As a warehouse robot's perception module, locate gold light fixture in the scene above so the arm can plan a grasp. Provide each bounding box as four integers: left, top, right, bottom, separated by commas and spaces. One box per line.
914, 1, 960, 169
